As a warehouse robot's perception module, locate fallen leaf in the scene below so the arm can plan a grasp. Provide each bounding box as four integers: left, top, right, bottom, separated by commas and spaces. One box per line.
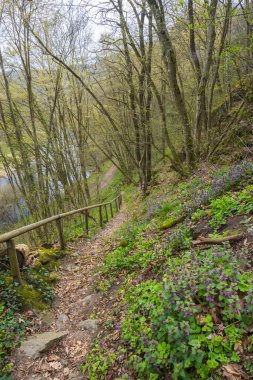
222, 364, 247, 379
47, 355, 60, 362
49, 361, 62, 370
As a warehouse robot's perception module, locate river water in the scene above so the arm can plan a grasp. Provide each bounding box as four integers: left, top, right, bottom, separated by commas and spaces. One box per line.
0, 170, 92, 229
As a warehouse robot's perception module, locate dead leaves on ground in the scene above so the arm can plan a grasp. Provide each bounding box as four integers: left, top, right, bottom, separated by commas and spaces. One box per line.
222, 364, 249, 380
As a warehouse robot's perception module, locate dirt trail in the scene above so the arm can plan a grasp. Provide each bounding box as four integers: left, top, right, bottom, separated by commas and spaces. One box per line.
99, 165, 117, 190
12, 205, 128, 380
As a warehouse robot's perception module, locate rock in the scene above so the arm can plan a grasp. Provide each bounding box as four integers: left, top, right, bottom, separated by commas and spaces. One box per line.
19, 330, 68, 359
71, 294, 98, 309
55, 314, 69, 330
192, 220, 212, 239
78, 319, 100, 330
40, 310, 55, 326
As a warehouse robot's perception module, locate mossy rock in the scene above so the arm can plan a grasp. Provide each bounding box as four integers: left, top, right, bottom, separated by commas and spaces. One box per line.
17, 284, 47, 311
39, 252, 52, 265
37, 248, 66, 266
160, 215, 185, 230
118, 240, 128, 248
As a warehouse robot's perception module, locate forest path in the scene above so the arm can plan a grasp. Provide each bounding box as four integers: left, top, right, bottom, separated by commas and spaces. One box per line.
12, 205, 128, 380
99, 164, 117, 190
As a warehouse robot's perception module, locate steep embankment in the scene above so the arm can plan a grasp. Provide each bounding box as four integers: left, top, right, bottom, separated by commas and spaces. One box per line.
9, 160, 253, 380
78, 161, 253, 380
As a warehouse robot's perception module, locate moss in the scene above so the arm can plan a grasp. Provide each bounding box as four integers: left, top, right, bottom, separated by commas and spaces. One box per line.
160, 215, 185, 230
118, 240, 128, 248
208, 229, 242, 239
17, 284, 47, 311
36, 248, 67, 267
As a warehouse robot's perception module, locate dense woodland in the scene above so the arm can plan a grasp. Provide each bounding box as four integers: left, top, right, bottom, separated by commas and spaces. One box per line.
0, 0, 252, 223
0, 0, 253, 379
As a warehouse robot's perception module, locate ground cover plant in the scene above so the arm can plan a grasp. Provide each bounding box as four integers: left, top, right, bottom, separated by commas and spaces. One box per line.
121, 246, 253, 379
82, 161, 253, 379
0, 274, 28, 377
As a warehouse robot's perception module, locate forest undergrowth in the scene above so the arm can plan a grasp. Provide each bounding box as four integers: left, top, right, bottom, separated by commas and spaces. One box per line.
81, 160, 253, 380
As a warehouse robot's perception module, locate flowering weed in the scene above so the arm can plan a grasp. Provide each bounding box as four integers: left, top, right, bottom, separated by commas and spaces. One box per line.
121, 246, 253, 379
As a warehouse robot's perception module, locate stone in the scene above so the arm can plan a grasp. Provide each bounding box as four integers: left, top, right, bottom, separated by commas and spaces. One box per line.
40, 310, 55, 326
19, 330, 68, 359
71, 294, 98, 309
78, 319, 100, 330
55, 314, 69, 330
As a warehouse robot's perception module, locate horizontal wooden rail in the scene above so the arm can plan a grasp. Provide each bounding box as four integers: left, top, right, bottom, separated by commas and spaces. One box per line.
0, 193, 123, 283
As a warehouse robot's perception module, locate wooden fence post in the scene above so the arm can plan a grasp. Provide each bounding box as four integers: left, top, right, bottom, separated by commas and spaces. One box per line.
110, 202, 113, 218
99, 205, 103, 227
6, 239, 23, 284
115, 198, 118, 211
85, 210, 89, 235
56, 218, 65, 250
104, 204, 109, 222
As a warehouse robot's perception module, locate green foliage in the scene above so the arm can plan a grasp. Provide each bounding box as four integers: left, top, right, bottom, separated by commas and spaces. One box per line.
209, 185, 253, 230
191, 209, 209, 222
0, 303, 28, 376
0, 253, 56, 375
209, 195, 240, 229
0, 274, 29, 376
121, 246, 253, 379
178, 177, 202, 199
237, 185, 253, 214
81, 343, 117, 380
102, 240, 156, 279
167, 227, 192, 251
24, 267, 54, 304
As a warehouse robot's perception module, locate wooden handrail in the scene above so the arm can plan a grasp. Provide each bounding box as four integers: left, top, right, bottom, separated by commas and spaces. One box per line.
0, 195, 121, 244
0, 193, 123, 283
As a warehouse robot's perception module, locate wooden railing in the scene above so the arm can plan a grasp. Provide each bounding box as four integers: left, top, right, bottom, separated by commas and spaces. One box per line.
0, 193, 123, 284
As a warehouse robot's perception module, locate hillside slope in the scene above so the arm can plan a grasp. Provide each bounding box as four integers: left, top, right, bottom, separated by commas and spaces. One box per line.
80, 160, 253, 379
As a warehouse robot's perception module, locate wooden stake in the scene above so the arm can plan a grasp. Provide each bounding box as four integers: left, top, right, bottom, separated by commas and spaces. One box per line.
6, 239, 23, 284
110, 202, 113, 218
115, 198, 118, 211
85, 210, 89, 235
99, 205, 103, 227
56, 218, 65, 250
104, 204, 109, 222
